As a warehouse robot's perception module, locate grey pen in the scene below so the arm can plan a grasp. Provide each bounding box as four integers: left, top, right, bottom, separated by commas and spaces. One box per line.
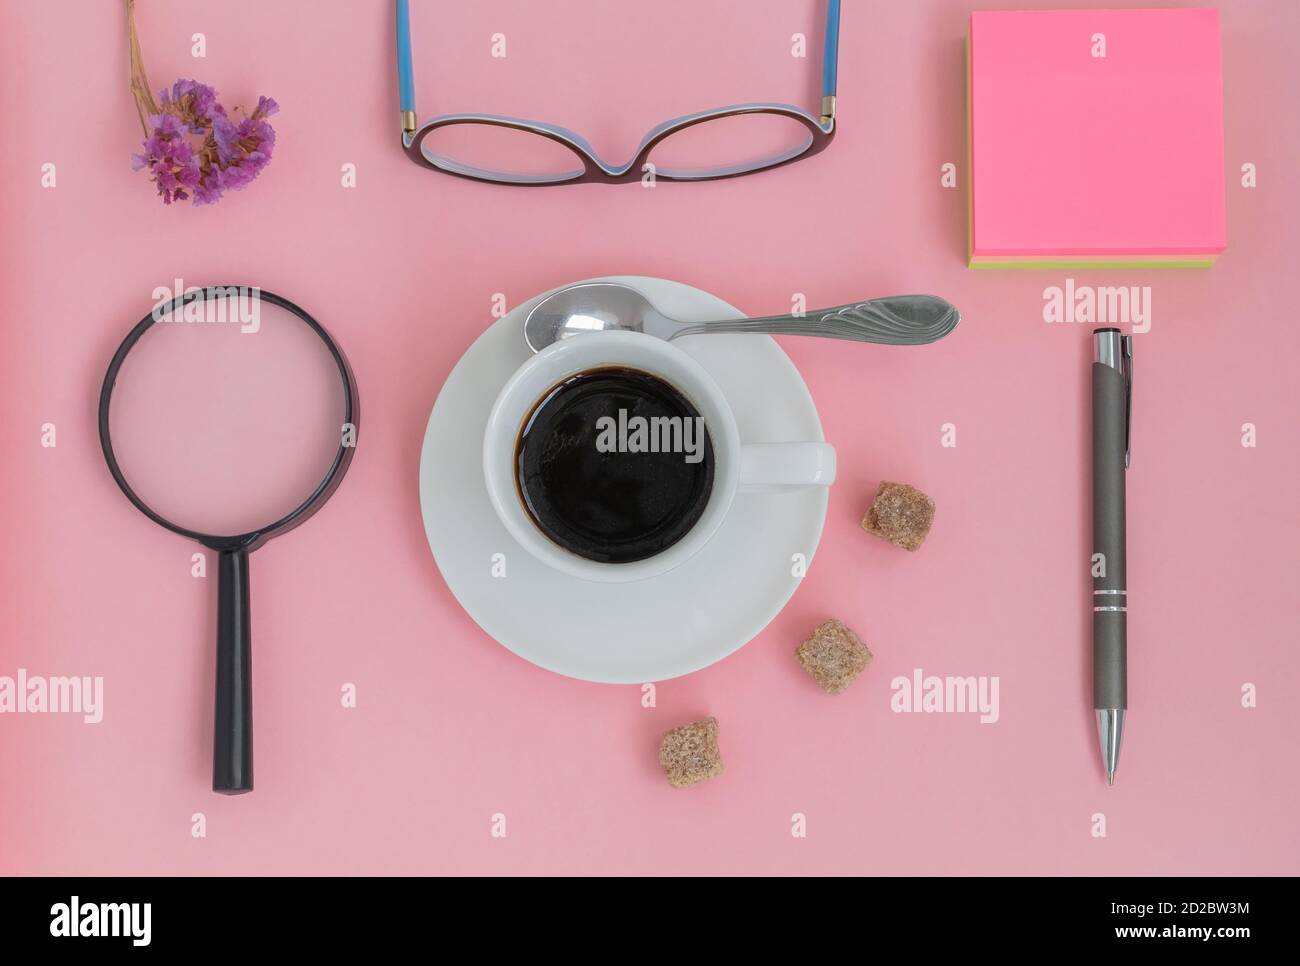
1092, 328, 1132, 785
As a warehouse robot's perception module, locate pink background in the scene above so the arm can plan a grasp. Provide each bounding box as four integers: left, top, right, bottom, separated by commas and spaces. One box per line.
2, 0, 1298, 875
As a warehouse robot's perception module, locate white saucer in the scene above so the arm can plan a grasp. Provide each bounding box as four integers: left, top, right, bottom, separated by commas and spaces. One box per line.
419, 276, 828, 683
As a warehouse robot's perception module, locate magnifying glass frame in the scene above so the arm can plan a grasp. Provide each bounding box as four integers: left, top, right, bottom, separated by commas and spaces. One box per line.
98, 286, 359, 794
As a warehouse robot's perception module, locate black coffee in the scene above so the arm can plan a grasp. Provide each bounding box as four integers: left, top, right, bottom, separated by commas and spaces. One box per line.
515, 367, 714, 563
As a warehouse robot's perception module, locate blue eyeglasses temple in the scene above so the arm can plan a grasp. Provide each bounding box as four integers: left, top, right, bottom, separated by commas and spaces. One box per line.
397, 0, 840, 117
397, 0, 415, 113
823, 0, 841, 98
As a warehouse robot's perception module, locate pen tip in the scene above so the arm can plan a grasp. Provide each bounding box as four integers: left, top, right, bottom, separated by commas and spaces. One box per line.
1107, 771, 1116, 787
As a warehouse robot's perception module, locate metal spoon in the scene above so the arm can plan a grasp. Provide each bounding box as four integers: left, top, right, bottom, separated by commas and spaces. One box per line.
524, 282, 960, 353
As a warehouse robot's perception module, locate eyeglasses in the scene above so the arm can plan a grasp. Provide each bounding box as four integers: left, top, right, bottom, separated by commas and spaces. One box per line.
395, 0, 840, 185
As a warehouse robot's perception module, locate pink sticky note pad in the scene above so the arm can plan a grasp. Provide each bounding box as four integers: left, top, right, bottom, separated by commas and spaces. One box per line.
968, 8, 1226, 267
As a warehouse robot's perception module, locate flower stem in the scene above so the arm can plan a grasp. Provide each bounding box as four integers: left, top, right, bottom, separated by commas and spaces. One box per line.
126, 0, 160, 136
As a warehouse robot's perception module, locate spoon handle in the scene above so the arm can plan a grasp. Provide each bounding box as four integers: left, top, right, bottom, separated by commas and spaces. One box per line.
671, 294, 960, 346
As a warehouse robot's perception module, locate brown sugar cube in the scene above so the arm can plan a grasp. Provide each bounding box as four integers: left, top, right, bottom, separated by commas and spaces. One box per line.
862, 481, 935, 551
797, 619, 873, 695
659, 717, 723, 788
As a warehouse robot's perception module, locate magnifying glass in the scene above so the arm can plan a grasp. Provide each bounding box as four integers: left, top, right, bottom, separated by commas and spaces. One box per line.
99, 286, 359, 794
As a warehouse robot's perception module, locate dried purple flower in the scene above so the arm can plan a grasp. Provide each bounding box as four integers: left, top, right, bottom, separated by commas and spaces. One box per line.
192, 165, 225, 207
159, 78, 224, 133
211, 112, 277, 191
126, 7, 278, 207
131, 87, 279, 206
133, 113, 202, 204
252, 96, 280, 120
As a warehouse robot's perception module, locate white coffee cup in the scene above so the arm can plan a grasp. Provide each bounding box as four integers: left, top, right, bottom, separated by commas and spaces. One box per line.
484, 331, 835, 582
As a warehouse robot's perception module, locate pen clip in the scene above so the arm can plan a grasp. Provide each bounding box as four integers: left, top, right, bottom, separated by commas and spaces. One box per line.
1122, 335, 1133, 468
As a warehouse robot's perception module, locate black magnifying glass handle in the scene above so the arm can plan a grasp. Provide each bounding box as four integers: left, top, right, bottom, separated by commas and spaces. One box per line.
214, 549, 253, 793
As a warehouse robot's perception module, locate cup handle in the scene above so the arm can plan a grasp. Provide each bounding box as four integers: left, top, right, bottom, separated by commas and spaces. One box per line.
738, 442, 836, 491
